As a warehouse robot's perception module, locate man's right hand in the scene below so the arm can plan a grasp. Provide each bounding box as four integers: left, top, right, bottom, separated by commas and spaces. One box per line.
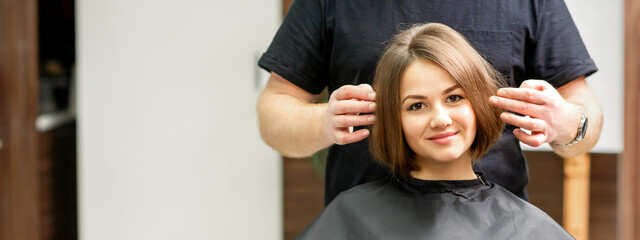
324, 84, 377, 145
257, 72, 376, 157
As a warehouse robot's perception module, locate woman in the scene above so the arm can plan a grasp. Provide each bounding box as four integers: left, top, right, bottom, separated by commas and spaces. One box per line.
295, 23, 574, 239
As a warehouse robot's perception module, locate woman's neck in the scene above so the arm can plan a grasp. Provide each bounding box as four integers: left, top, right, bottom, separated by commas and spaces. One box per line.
410, 154, 477, 180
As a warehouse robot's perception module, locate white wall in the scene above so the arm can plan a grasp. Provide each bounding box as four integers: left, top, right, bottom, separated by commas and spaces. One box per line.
77, 0, 281, 239
522, 0, 624, 153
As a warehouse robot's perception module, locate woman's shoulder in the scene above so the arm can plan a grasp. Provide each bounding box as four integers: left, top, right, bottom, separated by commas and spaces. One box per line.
295, 180, 400, 240
331, 180, 399, 205
487, 183, 575, 239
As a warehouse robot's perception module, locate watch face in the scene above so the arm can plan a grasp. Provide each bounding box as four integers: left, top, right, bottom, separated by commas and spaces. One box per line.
578, 116, 588, 139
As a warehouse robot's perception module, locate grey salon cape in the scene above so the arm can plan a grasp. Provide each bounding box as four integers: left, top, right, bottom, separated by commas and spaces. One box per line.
295, 175, 574, 239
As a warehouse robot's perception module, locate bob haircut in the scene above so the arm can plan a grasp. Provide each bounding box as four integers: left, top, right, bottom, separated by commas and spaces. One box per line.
370, 23, 505, 180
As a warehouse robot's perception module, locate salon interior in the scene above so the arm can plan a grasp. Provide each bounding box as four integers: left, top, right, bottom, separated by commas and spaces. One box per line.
1, 0, 638, 239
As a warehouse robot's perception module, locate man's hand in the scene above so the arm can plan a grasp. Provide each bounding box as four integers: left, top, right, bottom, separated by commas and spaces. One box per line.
324, 84, 377, 145
258, 73, 380, 157
489, 80, 582, 147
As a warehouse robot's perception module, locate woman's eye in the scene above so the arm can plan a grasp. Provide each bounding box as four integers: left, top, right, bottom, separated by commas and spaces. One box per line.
408, 103, 425, 111
447, 95, 463, 103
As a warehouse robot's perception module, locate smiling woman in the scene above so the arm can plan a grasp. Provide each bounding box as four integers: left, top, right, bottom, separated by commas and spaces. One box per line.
294, 23, 575, 240
370, 23, 504, 181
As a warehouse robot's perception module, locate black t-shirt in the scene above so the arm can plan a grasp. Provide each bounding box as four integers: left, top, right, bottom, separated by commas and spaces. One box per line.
259, 0, 597, 205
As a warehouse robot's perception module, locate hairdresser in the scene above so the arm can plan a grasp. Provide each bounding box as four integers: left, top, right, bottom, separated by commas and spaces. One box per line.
257, 0, 602, 205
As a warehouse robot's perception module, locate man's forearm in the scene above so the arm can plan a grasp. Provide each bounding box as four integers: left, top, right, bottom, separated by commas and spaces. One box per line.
257, 91, 332, 158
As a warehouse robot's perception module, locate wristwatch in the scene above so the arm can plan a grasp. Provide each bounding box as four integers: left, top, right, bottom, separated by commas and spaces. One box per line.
551, 108, 588, 147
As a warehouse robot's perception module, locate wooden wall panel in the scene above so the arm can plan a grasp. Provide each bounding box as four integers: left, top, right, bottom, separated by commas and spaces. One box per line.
282, 0, 294, 18
621, 0, 640, 239
518, 152, 617, 240
283, 158, 324, 240
524, 151, 564, 222
588, 154, 618, 239
0, 0, 41, 239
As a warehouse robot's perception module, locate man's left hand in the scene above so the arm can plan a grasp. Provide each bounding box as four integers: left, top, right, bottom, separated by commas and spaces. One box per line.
489, 80, 581, 147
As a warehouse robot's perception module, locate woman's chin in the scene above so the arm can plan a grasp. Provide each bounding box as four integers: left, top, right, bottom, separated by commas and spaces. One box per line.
430, 153, 464, 163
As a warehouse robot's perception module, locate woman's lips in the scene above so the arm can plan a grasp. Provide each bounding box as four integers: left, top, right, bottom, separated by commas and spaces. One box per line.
427, 132, 458, 144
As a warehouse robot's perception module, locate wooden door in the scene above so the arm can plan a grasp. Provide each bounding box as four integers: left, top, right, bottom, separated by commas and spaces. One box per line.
0, 0, 41, 239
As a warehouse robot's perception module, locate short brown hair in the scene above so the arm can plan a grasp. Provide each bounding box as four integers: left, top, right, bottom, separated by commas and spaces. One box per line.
370, 23, 505, 180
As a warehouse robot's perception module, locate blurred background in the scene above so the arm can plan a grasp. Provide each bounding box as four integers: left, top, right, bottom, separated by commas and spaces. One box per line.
0, 0, 638, 239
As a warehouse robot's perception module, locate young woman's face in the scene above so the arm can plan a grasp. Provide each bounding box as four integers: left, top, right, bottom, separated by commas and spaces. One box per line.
399, 58, 477, 166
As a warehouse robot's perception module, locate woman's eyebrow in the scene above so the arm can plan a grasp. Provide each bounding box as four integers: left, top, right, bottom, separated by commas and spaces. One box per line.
401, 95, 425, 104
442, 85, 460, 95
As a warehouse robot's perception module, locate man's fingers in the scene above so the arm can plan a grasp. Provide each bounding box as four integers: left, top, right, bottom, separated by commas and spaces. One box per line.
500, 113, 547, 132
331, 99, 376, 115
334, 129, 370, 145
333, 85, 376, 101
495, 88, 549, 105
520, 79, 553, 91
489, 96, 544, 117
513, 129, 546, 147
332, 115, 376, 128
358, 83, 374, 92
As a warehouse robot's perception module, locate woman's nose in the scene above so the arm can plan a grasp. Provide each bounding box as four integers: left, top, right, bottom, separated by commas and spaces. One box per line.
430, 107, 452, 129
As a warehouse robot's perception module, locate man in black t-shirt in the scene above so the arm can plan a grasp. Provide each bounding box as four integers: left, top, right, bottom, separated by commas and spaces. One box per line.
257, 0, 602, 205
